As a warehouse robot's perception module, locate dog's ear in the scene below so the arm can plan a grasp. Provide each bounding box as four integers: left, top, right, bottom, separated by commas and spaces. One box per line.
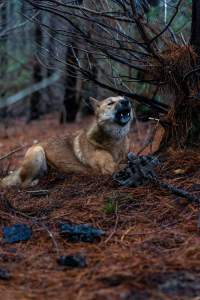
89, 97, 100, 111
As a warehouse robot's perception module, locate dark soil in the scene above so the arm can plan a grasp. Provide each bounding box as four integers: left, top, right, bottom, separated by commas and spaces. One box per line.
0, 114, 200, 300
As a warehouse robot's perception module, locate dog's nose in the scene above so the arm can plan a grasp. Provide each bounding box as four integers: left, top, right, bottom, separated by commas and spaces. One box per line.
120, 98, 130, 107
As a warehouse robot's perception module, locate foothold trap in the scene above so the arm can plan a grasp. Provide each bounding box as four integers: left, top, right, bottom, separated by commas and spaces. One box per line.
59, 223, 105, 243
113, 152, 159, 187
113, 152, 199, 203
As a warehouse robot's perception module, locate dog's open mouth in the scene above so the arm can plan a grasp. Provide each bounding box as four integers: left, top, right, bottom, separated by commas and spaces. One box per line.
115, 108, 131, 126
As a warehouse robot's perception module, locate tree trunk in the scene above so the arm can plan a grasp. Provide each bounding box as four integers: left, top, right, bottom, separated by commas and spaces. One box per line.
60, 44, 79, 123
190, 0, 200, 54
29, 15, 42, 121
159, 0, 200, 150
187, 0, 200, 146
159, 79, 200, 151
46, 16, 56, 110
0, 2, 8, 121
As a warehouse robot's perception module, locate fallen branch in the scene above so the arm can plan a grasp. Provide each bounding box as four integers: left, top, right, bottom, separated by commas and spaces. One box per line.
0, 72, 60, 109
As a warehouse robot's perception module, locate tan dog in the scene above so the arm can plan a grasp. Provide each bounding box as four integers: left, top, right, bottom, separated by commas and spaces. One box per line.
1, 96, 133, 187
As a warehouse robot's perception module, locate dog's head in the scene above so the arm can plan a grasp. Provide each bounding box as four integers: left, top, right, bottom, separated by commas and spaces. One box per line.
90, 96, 134, 139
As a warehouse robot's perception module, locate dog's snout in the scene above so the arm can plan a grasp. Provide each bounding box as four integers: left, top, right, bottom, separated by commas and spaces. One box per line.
120, 98, 130, 107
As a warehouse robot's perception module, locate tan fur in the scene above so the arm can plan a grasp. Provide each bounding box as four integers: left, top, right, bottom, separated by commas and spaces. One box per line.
1, 96, 133, 187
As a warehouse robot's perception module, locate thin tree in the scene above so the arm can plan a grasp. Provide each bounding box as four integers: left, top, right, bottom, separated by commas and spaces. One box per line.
0, 1, 8, 122
60, 42, 79, 123
29, 13, 43, 121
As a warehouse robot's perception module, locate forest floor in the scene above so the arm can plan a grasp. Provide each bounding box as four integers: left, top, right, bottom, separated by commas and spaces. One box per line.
0, 114, 200, 300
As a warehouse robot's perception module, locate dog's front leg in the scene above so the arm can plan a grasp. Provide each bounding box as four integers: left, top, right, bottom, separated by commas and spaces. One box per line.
90, 150, 117, 175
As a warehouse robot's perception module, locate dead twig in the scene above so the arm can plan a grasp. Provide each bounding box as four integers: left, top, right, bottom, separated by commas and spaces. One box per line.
0, 145, 28, 161
39, 223, 60, 255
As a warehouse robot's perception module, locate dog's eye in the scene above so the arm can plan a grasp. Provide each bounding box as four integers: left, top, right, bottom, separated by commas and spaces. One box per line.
108, 101, 114, 106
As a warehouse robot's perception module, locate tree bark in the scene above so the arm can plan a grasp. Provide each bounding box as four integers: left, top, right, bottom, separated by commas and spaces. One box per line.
60, 44, 79, 123
46, 16, 56, 110
190, 0, 200, 54
29, 15, 42, 121
159, 0, 200, 150
188, 0, 200, 146
0, 2, 8, 121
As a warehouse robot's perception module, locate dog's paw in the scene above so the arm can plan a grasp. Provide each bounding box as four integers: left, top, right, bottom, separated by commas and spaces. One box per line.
100, 161, 117, 175
89, 150, 117, 175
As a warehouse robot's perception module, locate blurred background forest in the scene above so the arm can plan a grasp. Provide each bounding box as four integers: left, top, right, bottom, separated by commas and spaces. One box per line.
0, 0, 195, 138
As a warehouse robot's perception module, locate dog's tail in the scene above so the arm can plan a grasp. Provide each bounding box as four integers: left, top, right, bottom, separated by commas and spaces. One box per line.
1, 145, 47, 188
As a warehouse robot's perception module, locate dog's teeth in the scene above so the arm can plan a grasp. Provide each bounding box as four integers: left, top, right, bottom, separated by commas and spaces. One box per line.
127, 113, 130, 116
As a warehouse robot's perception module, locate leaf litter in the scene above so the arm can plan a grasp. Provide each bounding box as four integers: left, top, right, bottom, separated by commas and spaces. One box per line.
0, 115, 200, 300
